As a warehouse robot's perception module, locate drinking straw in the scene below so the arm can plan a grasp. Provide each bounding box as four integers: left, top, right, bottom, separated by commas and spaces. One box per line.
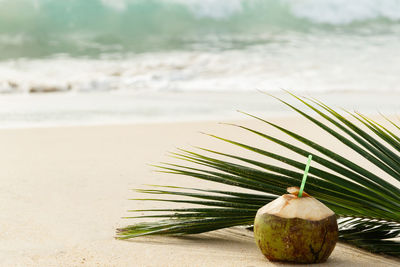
298, 155, 312, 197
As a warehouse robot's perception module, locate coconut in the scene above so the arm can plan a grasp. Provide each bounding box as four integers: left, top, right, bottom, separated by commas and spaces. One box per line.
254, 187, 338, 263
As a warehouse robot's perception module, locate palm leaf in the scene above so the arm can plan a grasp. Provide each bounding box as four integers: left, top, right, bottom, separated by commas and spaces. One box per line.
117, 93, 400, 258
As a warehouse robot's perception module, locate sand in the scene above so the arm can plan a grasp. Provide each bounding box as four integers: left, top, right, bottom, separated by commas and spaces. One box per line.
0, 117, 399, 266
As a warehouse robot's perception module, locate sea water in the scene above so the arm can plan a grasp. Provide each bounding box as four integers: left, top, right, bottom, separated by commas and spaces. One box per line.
0, 0, 400, 127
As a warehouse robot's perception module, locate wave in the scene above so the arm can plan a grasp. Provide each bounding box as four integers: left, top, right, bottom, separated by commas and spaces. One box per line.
2, 0, 399, 25
1, 37, 400, 94
1, 0, 400, 59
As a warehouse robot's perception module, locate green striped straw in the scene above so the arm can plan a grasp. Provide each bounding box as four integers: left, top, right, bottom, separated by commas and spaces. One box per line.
298, 155, 312, 197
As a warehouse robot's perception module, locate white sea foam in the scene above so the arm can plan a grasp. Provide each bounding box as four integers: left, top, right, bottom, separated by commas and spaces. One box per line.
1, 0, 400, 127
101, 0, 127, 11
1, 30, 400, 95
97, 0, 400, 24
172, 0, 244, 19
288, 0, 400, 24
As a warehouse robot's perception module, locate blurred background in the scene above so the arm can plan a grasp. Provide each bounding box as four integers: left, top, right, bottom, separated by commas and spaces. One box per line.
1, 0, 400, 127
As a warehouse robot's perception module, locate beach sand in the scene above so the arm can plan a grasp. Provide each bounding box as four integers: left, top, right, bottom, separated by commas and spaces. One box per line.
0, 117, 399, 266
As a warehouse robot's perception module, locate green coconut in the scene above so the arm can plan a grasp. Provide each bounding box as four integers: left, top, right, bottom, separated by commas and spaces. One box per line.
254, 187, 338, 264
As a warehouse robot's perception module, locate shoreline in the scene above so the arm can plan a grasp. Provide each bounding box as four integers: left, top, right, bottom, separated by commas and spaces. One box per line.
1, 90, 400, 129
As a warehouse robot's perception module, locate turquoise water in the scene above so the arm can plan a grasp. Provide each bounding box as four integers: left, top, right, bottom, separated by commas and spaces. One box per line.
1, 0, 400, 125
1, 0, 400, 59
1, 0, 400, 95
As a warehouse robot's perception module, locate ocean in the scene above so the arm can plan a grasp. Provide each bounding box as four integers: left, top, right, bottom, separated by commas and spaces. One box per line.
1, 0, 400, 127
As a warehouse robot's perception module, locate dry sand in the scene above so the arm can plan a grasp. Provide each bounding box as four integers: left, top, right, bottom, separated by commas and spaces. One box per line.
0, 117, 399, 266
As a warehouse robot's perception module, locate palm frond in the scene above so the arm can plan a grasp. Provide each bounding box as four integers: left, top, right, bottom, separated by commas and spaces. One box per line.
117, 93, 400, 258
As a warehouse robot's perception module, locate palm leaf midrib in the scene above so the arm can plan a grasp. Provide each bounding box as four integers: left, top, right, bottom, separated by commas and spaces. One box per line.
117, 93, 400, 258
